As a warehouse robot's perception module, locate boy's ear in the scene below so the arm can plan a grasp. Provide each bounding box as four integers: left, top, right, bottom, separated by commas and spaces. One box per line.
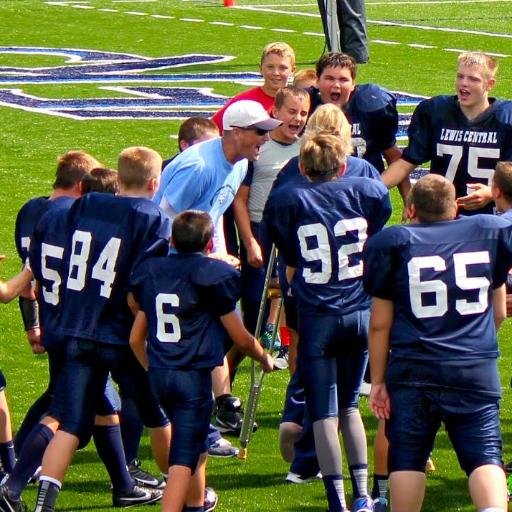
147, 177, 158, 192
492, 181, 502, 200
205, 238, 214, 254
179, 140, 190, 152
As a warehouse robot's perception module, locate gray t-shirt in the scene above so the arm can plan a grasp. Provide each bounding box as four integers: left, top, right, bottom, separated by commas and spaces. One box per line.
246, 138, 300, 223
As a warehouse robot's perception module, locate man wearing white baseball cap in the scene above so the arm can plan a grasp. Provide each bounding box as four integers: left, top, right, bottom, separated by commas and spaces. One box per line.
154, 100, 282, 247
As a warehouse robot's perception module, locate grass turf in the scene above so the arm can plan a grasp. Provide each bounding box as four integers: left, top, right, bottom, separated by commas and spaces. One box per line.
1, 0, 512, 510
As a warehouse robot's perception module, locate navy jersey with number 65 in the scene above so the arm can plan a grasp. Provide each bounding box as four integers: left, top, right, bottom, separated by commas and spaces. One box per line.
264, 176, 391, 314
403, 96, 512, 214
56, 193, 171, 345
363, 214, 512, 396
131, 253, 239, 370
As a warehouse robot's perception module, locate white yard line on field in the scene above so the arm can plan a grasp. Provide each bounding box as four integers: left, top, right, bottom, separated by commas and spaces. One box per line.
44, 1, 511, 57
237, 5, 512, 40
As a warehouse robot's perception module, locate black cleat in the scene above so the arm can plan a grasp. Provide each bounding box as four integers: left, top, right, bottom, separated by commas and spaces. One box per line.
128, 460, 165, 489
112, 485, 162, 508
0, 485, 27, 512
214, 395, 257, 436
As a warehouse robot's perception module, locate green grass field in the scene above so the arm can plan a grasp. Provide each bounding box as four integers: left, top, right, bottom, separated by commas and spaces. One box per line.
1, 0, 512, 510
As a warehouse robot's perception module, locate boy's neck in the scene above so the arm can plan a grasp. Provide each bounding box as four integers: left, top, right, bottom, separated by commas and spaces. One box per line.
497, 200, 512, 214
271, 129, 296, 145
260, 84, 277, 97
460, 97, 490, 121
118, 186, 151, 198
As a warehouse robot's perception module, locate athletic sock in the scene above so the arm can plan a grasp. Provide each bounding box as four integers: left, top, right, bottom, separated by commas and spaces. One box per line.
183, 507, 204, 512
349, 463, 368, 499
322, 474, 347, 512
0, 441, 16, 474
119, 397, 144, 465
371, 473, 388, 500
34, 477, 61, 512
6, 423, 54, 500
93, 424, 133, 493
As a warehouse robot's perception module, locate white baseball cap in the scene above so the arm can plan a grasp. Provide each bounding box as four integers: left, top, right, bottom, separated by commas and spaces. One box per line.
223, 100, 282, 132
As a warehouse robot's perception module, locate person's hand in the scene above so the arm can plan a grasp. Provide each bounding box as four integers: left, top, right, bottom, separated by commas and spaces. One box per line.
247, 239, 263, 268
369, 382, 390, 420
260, 353, 274, 373
401, 205, 413, 223
209, 252, 240, 269
26, 327, 45, 354
456, 183, 492, 210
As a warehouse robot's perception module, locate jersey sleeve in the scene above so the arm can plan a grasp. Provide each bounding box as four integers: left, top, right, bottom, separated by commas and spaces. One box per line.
362, 230, 398, 300
129, 259, 151, 303
373, 92, 399, 151
263, 189, 298, 267
367, 182, 392, 235
402, 99, 434, 165
131, 206, 171, 273
28, 219, 44, 282
195, 260, 240, 317
494, 224, 512, 287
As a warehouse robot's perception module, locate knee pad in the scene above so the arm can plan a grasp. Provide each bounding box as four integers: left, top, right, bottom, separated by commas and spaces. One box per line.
279, 422, 302, 463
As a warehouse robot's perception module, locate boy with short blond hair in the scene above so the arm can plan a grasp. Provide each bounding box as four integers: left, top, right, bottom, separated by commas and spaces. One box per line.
383, 51, 512, 215
211, 42, 296, 132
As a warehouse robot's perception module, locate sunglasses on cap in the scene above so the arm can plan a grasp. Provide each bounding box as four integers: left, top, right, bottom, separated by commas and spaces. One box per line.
232, 126, 270, 136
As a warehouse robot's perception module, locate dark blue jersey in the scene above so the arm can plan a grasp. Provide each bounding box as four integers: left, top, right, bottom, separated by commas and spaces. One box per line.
273, 154, 381, 193
56, 193, 171, 345
308, 84, 398, 173
264, 176, 391, 314
363, 215, 512, 395
15, 196, 50, 264
29, 196, 75, 348
131, 253, 239, 370
403, 96, 512, 214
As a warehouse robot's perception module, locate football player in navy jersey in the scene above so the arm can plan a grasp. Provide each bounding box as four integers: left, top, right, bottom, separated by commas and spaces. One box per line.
364, 174, 512, 512
12, 152, 98, 457
383, 52, 512, 215
14, 151, 99, 356
265, 133, 391, 512
0, 167, 165, 512
30, 147, 172, 512
492, 161, 512, 314
130, 210, 273, 512
307, 52, 406, 197
272, 104, 383, 492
